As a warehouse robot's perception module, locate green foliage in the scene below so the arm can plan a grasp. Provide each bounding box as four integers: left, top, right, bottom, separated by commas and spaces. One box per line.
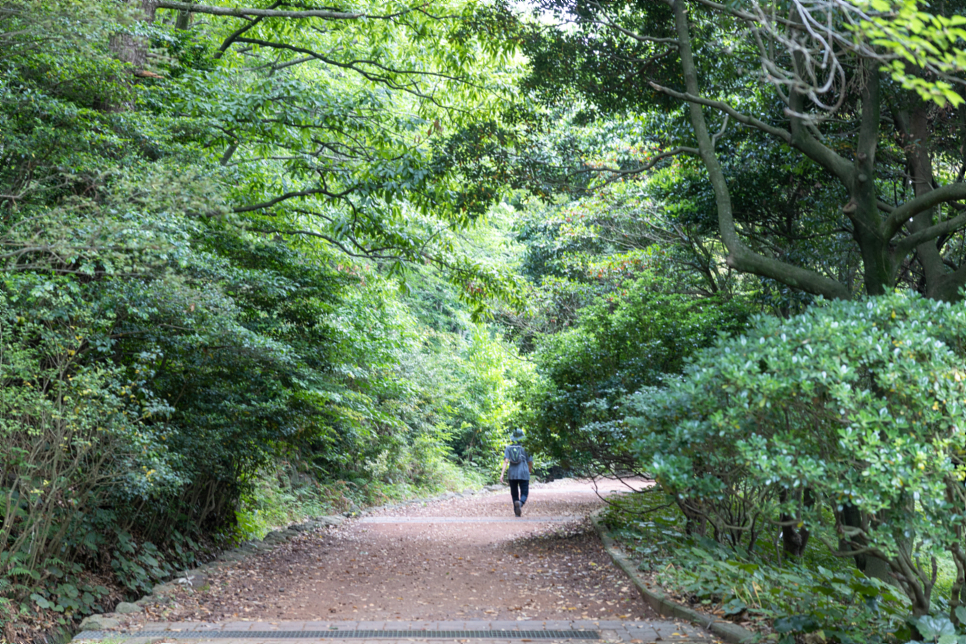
27, 572, 111, 619
628, 292, 966, 619
0, 0, 529, 637
678, 550, 907, 641
111, 532, 197, 596
517, 271, 748, 475
604, 489, 909, 642
853, 0, 966, 108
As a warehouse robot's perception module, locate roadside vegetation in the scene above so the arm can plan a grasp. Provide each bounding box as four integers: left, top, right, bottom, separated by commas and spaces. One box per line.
0, 1, 525, 639
2, 0, 966, 642
499, 0, 966, 641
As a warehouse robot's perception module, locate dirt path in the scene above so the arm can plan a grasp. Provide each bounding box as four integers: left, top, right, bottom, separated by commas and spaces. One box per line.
165, 480, 659, 624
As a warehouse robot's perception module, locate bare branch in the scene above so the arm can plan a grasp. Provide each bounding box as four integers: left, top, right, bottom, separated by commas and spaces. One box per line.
711, 114, 730, 148
588, 146, 698, 182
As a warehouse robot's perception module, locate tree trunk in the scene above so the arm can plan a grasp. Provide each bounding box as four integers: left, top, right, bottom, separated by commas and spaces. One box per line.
839, 503, 893, 584
104, 0, 159, 111
110, 1, 159, 69
849, 60, 893, 296
779, 488, 811, 557
175, 8, 191, 30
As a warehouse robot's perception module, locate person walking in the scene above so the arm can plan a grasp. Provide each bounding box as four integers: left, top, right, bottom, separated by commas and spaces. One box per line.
499, 429, 533, 517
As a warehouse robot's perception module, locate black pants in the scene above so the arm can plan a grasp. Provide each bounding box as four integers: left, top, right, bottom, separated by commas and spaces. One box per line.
509, 479, 529, 505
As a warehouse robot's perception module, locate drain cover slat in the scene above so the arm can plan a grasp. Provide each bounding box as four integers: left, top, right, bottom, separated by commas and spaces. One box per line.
77, 630, 601, 640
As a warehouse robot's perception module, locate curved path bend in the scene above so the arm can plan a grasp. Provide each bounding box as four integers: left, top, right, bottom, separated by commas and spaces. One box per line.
85, 479, 719, 644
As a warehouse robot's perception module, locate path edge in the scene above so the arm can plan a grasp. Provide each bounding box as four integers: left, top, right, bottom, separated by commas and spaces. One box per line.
590, 512, 756, 644
73, 486, 505, 639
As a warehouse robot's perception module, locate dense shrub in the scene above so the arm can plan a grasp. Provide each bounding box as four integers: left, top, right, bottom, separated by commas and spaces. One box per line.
517, 274, 749, 475
0, 3, 525, 637
602, 490, 909, 642
627, 292, 966, 621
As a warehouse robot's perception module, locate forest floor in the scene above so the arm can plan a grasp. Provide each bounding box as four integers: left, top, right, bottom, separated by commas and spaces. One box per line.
82, 480, 719, 643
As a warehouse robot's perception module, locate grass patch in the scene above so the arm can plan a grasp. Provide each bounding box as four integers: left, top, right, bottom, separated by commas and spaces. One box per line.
234, 456, 487, 541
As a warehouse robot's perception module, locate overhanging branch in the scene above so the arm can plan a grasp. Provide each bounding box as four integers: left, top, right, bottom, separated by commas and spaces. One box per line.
897, 211, 966, 256
884, 182, 966, 239
155, 1, 425, 21
648, 81, 792, 143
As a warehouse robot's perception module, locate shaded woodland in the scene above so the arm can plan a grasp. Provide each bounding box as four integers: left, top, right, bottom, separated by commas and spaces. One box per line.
2, 0, 966, 641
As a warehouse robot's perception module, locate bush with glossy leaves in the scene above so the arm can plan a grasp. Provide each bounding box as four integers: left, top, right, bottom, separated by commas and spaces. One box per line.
628, 292, 966, 621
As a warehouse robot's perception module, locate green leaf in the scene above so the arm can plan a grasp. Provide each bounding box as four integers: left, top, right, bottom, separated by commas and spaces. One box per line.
918, 615, 956, 640
30, 594, 52, 610
774, 614, 821, 634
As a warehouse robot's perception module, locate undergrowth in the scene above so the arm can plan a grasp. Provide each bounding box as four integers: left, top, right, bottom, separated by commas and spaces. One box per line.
603, 488, 921, 644
234, 456, 488, 541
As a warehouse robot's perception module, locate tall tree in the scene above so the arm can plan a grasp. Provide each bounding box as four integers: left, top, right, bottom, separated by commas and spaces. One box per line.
519, 0, 966, 300
140, 0, 523, 305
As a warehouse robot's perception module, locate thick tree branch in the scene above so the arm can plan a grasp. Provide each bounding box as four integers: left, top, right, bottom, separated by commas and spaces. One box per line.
884, 183, 966, 239
785, 114, 855, 185
668, 0, 851, 301
897, 212, 966, 256
654, 68, 849, 181
154, 1, 418, 20
648, 81, 792, 143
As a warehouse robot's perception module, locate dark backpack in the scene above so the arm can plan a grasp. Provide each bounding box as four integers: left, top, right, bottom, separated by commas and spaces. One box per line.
507, 444, 526, 465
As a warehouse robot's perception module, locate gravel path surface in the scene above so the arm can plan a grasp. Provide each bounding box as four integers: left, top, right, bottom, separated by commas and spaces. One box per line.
162, 479, 658, 625
74, 479, 725, 643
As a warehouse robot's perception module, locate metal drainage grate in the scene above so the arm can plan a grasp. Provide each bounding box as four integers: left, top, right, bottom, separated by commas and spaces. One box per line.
76, 630, 602, 640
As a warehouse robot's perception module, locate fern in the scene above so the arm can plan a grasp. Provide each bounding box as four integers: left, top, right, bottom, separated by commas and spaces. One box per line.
9, 566, 41, 580
82, 530, 99, 551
